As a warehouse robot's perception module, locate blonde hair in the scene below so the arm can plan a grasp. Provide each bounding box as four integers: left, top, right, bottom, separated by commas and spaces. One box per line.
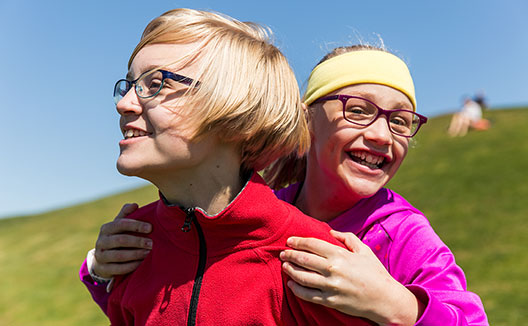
130, 8, 309, 171
264, 45, 391, 189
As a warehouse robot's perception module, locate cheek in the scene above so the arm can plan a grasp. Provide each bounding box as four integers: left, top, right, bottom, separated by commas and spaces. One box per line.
311, 130, 350, 175
312, 129, 337, 158
391, 139, 409, 168
311, 116, 345, 150
148, 108, 179, 131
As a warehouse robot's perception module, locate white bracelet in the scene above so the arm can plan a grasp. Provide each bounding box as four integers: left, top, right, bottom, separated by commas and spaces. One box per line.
86, 249, 112, 284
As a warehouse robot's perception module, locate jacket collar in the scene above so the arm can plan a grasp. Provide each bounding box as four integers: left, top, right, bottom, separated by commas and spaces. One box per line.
155, 172, 291, 255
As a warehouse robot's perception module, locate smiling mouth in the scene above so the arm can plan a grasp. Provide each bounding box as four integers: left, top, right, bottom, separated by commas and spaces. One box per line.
123, 129, 149, 139
347, 150, 386, 169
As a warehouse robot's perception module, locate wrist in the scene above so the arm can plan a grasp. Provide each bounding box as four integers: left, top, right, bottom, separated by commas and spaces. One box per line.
375, 280, 423, 326
86, 249, 112, 283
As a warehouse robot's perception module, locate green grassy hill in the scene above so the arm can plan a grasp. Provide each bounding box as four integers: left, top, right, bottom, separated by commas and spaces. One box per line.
1, 107, 526, 325
387, 107, 528, 325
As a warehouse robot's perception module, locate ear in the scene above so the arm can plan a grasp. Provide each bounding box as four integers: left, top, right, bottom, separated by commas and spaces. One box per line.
301, 102, 310, 124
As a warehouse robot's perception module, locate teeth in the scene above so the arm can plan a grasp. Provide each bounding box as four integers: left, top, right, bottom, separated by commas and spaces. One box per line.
123, 129, 147, 139
349, 151, 385, 169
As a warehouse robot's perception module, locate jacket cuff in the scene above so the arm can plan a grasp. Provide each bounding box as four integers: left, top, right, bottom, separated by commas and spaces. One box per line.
85, 249, 114, 292
407, 284, 459, 326
79, 257, 111, 315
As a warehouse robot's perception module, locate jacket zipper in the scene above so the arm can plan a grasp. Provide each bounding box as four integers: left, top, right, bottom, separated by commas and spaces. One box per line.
182, 207, 207, 326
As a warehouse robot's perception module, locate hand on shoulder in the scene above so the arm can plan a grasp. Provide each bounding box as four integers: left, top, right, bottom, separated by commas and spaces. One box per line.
280, 230, 424, 325
91, 203, 153, 279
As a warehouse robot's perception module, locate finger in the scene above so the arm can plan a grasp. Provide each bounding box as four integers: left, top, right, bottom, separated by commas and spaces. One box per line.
95, 248, 151, 264
96, 234, 153, 251
95, 260, 145, 278
286, 236, 343, 258
282, 261, 327, 289
280, 249, 328, 274
100, 218, 152, 236
114, 203, 139, 221
329, 230, 363, 253
286, 280, 328, 306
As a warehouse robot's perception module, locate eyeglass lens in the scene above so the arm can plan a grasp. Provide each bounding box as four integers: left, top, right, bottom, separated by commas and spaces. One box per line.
344, 97, 420, 136
113, 70, 166, 104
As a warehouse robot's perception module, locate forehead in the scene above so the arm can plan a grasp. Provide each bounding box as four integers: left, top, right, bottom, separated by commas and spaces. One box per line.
330, 83, 413, 110
128, 43, 202, 79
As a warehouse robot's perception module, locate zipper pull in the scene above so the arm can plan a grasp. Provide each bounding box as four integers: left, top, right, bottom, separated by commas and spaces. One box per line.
181, 207, 195, 232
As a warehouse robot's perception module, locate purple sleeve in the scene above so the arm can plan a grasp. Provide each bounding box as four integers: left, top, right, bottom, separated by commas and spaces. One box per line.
386, 213, 488, 326
79, 259, 110, 315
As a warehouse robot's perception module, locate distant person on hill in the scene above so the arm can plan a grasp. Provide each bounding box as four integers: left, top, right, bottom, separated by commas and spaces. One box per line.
473, 92, 488, 110
81, 44, 489, 325
448, 94, 490, 137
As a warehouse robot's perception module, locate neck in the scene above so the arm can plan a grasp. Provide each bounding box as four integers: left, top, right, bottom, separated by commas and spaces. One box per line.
295, 162, 361, 222
150, 145, 244, 215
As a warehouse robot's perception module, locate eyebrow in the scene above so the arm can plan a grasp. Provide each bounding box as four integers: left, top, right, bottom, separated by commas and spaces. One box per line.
125, 65, 162, 81
352, 91, 412, 110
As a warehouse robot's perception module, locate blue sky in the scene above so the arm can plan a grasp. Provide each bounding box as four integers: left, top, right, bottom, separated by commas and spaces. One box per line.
1, 0, 527, 218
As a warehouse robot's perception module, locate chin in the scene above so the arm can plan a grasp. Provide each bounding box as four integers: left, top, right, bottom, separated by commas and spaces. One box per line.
116, 165, 137, 177
116, 159, 144, 177
347, 178, 385, 199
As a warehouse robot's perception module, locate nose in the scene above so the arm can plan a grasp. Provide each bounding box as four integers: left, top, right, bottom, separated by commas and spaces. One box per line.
116, 88, 143, 116
363, 116, 393, 146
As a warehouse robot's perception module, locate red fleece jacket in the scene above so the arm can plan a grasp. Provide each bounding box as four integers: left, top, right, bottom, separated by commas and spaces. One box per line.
107, 173, 372, 325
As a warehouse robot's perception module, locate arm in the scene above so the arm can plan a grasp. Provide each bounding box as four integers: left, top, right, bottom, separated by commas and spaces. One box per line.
281, 217, 488, 326
280, 231, 424, 326
387, 214, 488, 326
79, 203, 153, 314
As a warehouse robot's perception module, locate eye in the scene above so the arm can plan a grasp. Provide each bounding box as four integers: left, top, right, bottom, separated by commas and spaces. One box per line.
389, 111, 414, 127
346, 105, 369, 115
145, 77, 162, 90
390, 116, 408, 126
343, 99, 376, 122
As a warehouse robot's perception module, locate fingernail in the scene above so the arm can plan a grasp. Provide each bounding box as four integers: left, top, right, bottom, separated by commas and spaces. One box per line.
145, 239, 153, 249
142, 224, 152, 233
287, 280, 294, 289
279, 252, 285, 259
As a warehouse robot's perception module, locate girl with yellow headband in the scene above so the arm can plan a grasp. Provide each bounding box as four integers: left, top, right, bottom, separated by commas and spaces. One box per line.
81, 45, 487, 325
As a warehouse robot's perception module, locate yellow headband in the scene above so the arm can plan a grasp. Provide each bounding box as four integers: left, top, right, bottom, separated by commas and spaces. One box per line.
304, 50, 417, 110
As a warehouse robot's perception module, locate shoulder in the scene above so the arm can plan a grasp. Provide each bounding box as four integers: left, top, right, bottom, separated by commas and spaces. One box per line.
371, 189, 430, 239
381, 209, 433, 242
123, 200, 159, 223
376, 196, 443, 259
382, 211, 465, 286
281, 203, 344, 248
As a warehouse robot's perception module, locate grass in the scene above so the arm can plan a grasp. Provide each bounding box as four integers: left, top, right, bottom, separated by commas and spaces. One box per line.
387, 107, 528, 325
0, 186, 158, 326
0, 107, 526, 325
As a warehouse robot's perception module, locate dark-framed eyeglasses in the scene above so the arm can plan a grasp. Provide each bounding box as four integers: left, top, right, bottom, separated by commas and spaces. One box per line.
313, 95, 428, 137
113, 69, 201, 105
